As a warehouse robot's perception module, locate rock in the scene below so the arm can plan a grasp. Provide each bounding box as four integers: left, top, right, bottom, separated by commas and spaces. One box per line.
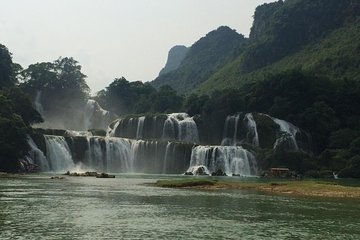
211, 169, 227, 176
96, 173, 115, 178
195, 166, 209, 176
50, 176, 64, 179
232, 174, 241, 177
184, 172, 194, 176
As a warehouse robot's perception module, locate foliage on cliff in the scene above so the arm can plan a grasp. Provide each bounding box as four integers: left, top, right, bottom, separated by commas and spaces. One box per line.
0, 44, 42, 172
151, 26, 247, 93
96, 77, 183, 116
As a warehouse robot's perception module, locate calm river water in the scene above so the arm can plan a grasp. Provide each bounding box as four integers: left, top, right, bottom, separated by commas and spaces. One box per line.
0, 174, 359, 239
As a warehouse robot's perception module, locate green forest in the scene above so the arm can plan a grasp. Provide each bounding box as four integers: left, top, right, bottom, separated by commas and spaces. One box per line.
1, 0, 360, 177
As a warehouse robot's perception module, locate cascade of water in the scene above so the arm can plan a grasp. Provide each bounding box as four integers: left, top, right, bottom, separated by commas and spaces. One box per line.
27, 137, 49, 171
65, 130, 93, 137
44, 135, 75, 172
84, 99, 114, 130
105, 137, 133, 173
136, 116, 145, 139
162, 113, 199, 143
244, 113, 259, 147
34, 91, 45, 117
107, 120, 120, 137
272, 118, 299, 150
221, 114, 241, 146
86, 137, 104, 171
163, 142, 173, 173
188, 145, 257, 176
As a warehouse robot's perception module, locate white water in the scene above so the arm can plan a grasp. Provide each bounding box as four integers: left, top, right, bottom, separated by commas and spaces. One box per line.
188, 145, 257, 176
84, 99, 115, 130
107, 120, 120, 137
44, 135, 75, 172
186, 165, 211, 175
34, 91, 45, 117
105, 137, 134, 173
27, 137, 49, 170
244, 113, 259, 147
136, 116, 145, 139
65, 130, 93, 137
162, 113, 199, 143
86, 137, 103, 171
272, 118, 299, 150
221, 114, 241, 146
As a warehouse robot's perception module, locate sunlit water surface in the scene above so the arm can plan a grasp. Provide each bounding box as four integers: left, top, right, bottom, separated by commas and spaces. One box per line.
0, 174, 359, 239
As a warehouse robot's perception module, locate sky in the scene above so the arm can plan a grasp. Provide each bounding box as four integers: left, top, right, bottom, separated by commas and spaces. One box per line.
1, 0, 275, 93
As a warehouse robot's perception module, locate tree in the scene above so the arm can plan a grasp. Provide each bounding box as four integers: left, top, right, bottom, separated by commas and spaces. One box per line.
20, 57, 90, 129
0, 44, 14, 89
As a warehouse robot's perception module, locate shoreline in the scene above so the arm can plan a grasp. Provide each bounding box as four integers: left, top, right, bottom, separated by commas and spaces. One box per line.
153, 179, 360, 199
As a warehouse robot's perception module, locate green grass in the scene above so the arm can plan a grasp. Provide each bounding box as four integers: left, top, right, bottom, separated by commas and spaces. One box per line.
155, 178, 217, 188
154, 178, 360, 198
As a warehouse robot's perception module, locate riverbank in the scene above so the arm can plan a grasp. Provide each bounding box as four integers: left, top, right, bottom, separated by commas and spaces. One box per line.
154, 178, 360, 198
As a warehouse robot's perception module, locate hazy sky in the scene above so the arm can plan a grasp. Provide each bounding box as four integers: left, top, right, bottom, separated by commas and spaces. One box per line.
1, 0, 274, 93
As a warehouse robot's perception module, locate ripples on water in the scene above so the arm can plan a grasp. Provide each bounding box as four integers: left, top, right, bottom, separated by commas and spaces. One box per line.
0, 174, 359, 239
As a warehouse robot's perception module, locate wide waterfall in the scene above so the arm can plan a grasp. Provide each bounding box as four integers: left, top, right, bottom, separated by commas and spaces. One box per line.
109, 113, 199, 143
31, 135, 193, 174
188, 146, 257, 176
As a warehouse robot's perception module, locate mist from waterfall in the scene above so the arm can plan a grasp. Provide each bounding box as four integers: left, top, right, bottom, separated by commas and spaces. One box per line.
32, 94, 116, 131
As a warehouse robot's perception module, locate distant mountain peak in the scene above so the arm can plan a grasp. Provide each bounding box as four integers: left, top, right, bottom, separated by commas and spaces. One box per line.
158, 45, 188, 76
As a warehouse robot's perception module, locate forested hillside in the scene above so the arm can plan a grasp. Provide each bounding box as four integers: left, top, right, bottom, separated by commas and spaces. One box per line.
151, 26, 247, 93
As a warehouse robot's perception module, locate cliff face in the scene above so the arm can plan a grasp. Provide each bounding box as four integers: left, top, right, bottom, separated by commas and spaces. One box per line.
151, 26, 247, 93
158, 45, 188, 76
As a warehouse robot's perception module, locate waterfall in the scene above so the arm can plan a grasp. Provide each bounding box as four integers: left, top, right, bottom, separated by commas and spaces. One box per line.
27, 137, 49, 171
107, 120, 120, 137
162, 113, 199, 143
86, 137, 104, 171
65, 130, 93, 137
34, 91, 45, 117
272, 118, 299, 150
110, 113, 199, 143
221, 114, 241, 146
188, 146, 257, 176
163, 142, 173, 173
44, 135, 75, 172
136, 116, 145, 139
105, 137, 134, 173
244, 113, 259, 147
84, 99, 115, 130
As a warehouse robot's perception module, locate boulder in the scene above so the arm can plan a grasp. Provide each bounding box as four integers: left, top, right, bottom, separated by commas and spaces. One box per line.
211, 169, 227, 176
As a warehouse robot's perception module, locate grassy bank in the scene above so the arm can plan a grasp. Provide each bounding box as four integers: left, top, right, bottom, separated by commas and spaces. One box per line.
154, 178, 360, 198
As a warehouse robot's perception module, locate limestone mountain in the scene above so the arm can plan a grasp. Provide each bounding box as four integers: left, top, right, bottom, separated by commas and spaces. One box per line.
151, 26, 247, 94
158, 45, 189, 76
197, 0, 359, 93
152, 0, 359, 95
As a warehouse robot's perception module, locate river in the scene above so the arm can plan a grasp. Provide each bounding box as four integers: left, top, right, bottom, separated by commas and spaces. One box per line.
0, 174, 359, 239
